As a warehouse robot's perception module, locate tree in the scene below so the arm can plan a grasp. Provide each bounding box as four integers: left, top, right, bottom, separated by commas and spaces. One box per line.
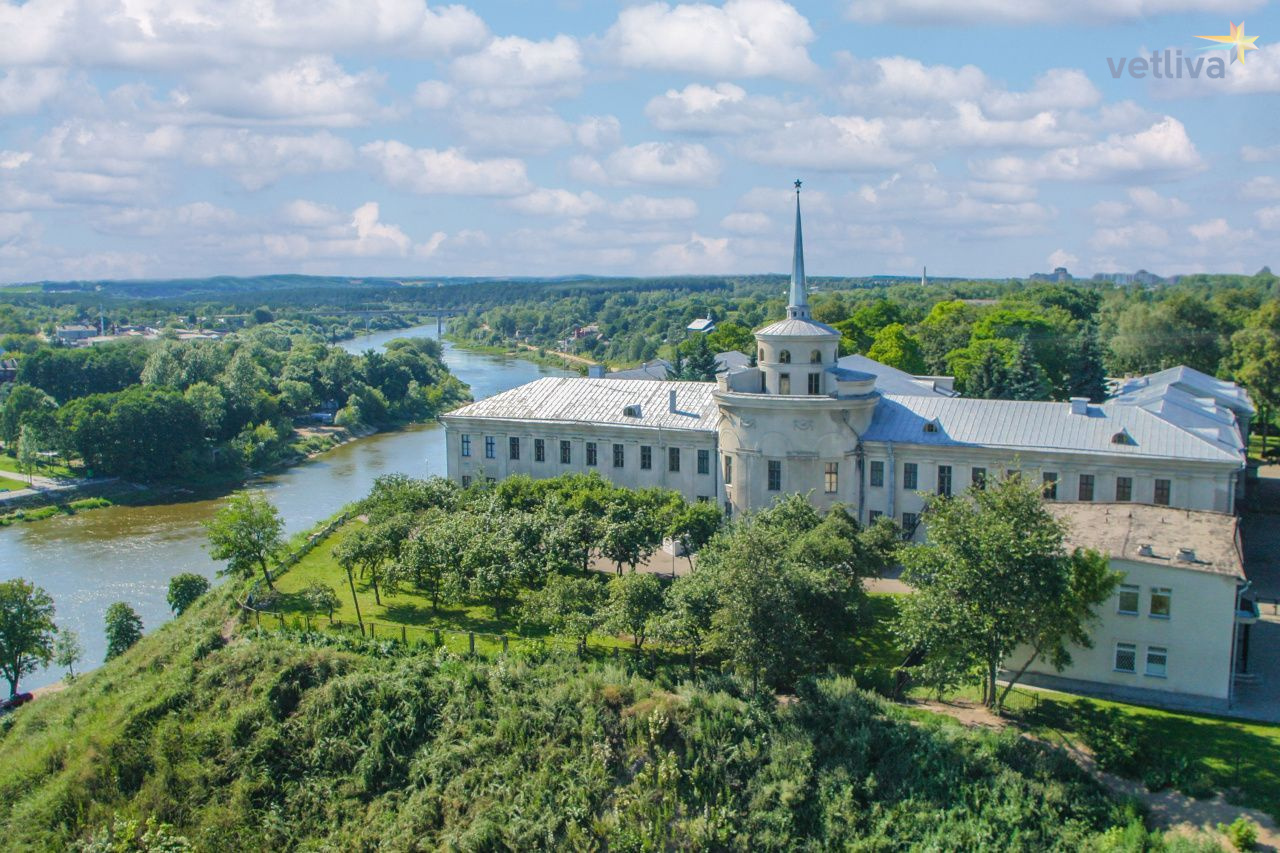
894, 475, 1118, 713
1228, 300, 1280, 454
104, 602, 144, 661
964, 343, 1009, 399
0, 384, 57, 447
389, 511, 458, 610
54, 629, 83, 679
599, 499, 659, 574
166, 573, 211, 615
1004, 335, 1051, 401
0, 579, 57, 696
1068, 324, 1108, 402
16, 423, 39, 484
655, 570, 718, 671
205, 491, 285, 591
303, 582, 341, 622
521, 574, 605, 655
667, 502, 722, 570
606, 572, 663, 649
705, 321, 754, 356
865, 323, 927, 374
679, 334, 720, 381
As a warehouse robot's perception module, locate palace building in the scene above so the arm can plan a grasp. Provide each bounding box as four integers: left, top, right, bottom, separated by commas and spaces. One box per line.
441, 184, 1258, 714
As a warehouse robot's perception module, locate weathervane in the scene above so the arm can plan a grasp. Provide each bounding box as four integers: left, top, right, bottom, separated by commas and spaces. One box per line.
794, 178, 802, 192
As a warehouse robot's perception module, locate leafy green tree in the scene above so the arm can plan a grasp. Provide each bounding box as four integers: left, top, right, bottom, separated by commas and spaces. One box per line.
1068, 324, 1108, 402
388, 510, 459, 610
916, 299, 980, 374
705, 321, 754, 356
1005, 335, 1051, 400
16, 424, 39, 483
1228, 300, 1280, 453
894, 474, 1118, 713
54, 629, 83, 679
0, 578, 57, 696
166, 573, 210, 615
1, 384, 56, 447
600, 499, 659, 574
865, 323, 927, 373
183, 382, 226, 439
606, 572, 664, 649
521, 574, 606, 654
104, 602, 144, 661
667, 501, 722, 570
303, 582, 341, 621
679, 334, 720, 381
205, 491, 285, 591
964, 342, 1009, 399
655, 569, 718, 670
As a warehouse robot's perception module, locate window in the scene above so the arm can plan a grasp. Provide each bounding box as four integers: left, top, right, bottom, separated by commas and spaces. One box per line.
613, 443, 624, 468
972, 467, 987, 489
937, 465, 952, 497
461, 475, 472, 488
668, 447, 680, 472
461, 434, 471, 457
779, 350, 791, 364
903, 462, 918, 490
586, 442, 598, 466
767, 460, 782, 491
1079, 474, 1095, 502
923, 421, 938, 433
810, 349, 822, 363
902, 512, 920, 539
779, 373, 791, 395
640, 445, 652, 470
1116, 476, 1132, 502
869, 460, 884, 488
534, 438, 545, 462
1150, 587, 1171, 619
560, 440, 571, 464
697, 449, 710, 475
758, 347, 764, 363
1117, 584, 1139, 615
1154, 478, 1171, 506
824, 462, 838, 494
1042, 472, 1058, 500
484, 436, 495, 459
1145, 646, 1168, 678
509, 437, 520, 460
869, 510, 883, 523
1114, 643, 1137, 673
723, 455, 732, 484
807, 372, 821, 395
485, 477, 495, 484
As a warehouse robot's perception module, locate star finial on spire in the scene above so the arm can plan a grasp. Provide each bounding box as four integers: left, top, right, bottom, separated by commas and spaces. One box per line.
794, 178, 802, 192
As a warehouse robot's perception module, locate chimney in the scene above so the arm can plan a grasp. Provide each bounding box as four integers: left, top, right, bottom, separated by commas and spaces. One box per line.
1137, 544, 1154, 557
587, 364, 605, 378
1068, 397, 1089, 415
1176, 547, 1196, 563
668, 389, 677, 413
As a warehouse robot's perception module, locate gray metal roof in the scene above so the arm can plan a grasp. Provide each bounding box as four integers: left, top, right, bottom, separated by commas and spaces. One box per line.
442, 377, 719, 432
837, 354, 956, 397
863, 395, 1244, 464
715, 350, 751, 372
607, 360, 672, 380
755, 317, 840, 338
1111, 366, 1255, 417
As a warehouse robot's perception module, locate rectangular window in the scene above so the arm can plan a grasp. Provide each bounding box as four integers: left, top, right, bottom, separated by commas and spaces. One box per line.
1145, 646, 1168, 678
869, 460, 884, 488
461, 475, 472, 488
484, 436, 495, 459
560, 440, 571, 465
1079, 474, 1095, 502
1154, 478, 1171, 506
972, 467, 986, 489
723, 455, 732, 484
767, 460, 781, 491
869, 510, 883, 523
1117, 584, 1139, 615
779, 373, 791, 395
903, 462, 918, 490
668, 447, 680, 472
460, 434, 471, 457
824, 462, 838, 494
1150, 587, 1171, 619
1115, 643, 1137, 673
697, 449, 710, 475
485, 477, 495, 484
937, 465, 952, 497
1116, 476, 1132, 502
640, 446, 652, 470
1042, 472, 1058, 500
613, 443, 624, 468
807, 372, 821, 395
902, 512, 920, 539
508, 437, 520, 460
534, 438, 545, 462
586, 442, 598, 467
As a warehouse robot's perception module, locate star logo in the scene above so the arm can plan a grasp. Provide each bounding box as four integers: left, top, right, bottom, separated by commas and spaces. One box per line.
1196, 21, 1260, 64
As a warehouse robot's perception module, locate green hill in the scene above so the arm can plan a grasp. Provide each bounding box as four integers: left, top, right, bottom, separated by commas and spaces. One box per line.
0, 587, 1158, 850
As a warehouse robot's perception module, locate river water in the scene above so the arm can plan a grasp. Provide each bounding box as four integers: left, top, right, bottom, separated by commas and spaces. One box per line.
0, 326, 572, 689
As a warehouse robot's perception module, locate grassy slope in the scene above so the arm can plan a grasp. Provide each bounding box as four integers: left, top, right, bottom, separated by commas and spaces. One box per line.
0, 585, 1141, 851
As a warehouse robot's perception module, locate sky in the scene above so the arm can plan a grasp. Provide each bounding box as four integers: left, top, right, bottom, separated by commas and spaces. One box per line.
0, 0, 1277, 282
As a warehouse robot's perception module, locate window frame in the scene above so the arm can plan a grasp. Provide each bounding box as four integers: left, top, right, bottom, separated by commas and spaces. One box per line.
1149, 587, 1171, 619
903, 462, 918, 491
640, 445, 652, 470
1079, 473, 1095, 502
586, 441, 598, 467
1154, 478, 1171, 506
1117, 584, 1139, 615
767, 459, 782, 491
613, 443, 624, 468
937, 464, 952, 497
869, 460, 884, 488
1116, 476, 1132, 502
668, 446, 680, 473
484, 435, 495, 459
509, 436, 520, 460
1145, 646, 1168, 678
697, 449, 710, 475
824, 461, 838, 494
1042, 472, 1058, 500
807, 372, 821, 395
1114, 642, 1137, 674
560, 439, 571, 465
460, 434, 471, 457
778, 372, 791, 395
723, 454, 732, 484
534, 438, 545, 463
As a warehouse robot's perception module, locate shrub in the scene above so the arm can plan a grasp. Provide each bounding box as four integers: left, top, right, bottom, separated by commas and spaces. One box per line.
166, 573, 211, 615
1218, 816, 1259, 851
103, 602, 144, 660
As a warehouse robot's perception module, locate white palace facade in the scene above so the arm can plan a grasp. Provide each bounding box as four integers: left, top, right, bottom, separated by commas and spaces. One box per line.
442, 186, 1259, 715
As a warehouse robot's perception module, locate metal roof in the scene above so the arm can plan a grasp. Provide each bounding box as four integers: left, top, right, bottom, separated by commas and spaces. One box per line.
1111, 365, 1255, 417
837, 354, 956, 397
607, 360, 672, 380
863, 395, 1244, 464
442, 377, 719, 432
755, 317, 840, 338
1049, 503, 1243, 578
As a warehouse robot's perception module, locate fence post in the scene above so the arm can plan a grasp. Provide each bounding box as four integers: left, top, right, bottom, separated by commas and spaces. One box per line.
255, 610, 260, 628
304, 614, 310, 633
468, 632, 475, 655
434, 628, 441, 646
370, 622, 375, 640
401, 625, 407, 645
278, 612, 285, 629
501, 635, 508, 654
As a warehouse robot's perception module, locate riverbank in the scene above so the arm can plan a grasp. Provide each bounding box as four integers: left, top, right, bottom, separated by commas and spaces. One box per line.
444, 332, 592, 374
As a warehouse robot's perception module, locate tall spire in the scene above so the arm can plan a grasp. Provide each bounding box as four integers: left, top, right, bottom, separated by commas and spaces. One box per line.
788, 179, 810, 320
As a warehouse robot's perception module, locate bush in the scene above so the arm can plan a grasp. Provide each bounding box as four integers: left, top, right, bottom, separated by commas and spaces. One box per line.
1218, 816, 1259, 851
103, 602, 144, 660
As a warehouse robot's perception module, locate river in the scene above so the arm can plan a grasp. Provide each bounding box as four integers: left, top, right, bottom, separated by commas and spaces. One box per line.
0, 326, 572, 690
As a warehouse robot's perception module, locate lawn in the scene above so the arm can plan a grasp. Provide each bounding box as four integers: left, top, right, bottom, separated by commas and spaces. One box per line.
0, 473, 29, 492
0, 453, 78, 480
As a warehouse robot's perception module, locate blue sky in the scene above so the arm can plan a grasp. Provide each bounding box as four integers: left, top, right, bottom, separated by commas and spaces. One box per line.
0, 0, 1276, 282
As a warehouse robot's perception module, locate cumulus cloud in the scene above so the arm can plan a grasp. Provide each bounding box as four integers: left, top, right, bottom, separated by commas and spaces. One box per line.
1155, 42, 1280, 98
264, 201, 434, 260
505, 188, 605, 217
599, 0, 816, 80
720, 211, 772, 234
177, 55, 386, 126
844, 0, 1262, 25
610, 195, 698, 221
187, 128, 356, 189
575, 115, 622, 150
280, 199, 344, 227
361, 140, 532, 196
575, 142, 721, 187
1243, 176, 1280, 200
645, 82, 803, 134
93, 202, 238, 236
451, 34, 584, 106
456, 111, 573, 154
1256, 206, 1280, 231
0, 68, 67, 115
1047, 248, 1079, 269
651, 232, 735, 272
413, 80, 454, 109
1242, 143, 1280, 162
1090, 221, 1170, 251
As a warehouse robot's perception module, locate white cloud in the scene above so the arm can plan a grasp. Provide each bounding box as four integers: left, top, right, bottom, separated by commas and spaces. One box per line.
187, 128, 355, 189
578, 142, 721, 187
264, 201, 429, 259
645, 82, 802, 134
1257, 206, 1280, 231
280, 199, 343, 227
741, 116, 910, 170
0, 68, 67, 115
1047, 249, 1078, 269
575, 116, 621, 150
610, 195, 698, 221
505, 188, 605, 217
413, 80, 454, 109
361, 140, 532, 196
1157, 42, 1280, 97
456, 111, 573, 154
1243, 176, 1280, 200
178, 55, 385, 126
970, 117, 1202, 183
600, 0, 816, 80
836, 55, 987, 109
651, 232, 735, 272
93, 202, 238, 236
720, 211, 771, 233
0, 212, 39, 244
844, 0, 1262, 25
845, 224, 906, 254
1090, 222, 1170, 251
1242, 143, 1280, 163
1126, 187, 1190, 218
451, 34, 584, 106
983, 68, 1101, 118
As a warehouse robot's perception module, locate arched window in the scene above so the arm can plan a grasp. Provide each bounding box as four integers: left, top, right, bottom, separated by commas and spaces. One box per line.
779, 350, 791, 364
810, 349, 822, 363
758, 347, 764, 363
1111, 430, 1135, 446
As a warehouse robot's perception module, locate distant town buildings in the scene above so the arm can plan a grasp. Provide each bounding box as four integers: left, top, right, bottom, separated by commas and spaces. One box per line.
686, 316, 716, 334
